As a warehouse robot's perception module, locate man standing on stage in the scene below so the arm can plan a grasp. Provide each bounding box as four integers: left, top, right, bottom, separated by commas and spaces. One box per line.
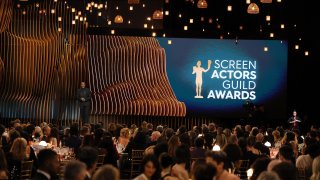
287, 110, 302, 130
77, 82, 91, 124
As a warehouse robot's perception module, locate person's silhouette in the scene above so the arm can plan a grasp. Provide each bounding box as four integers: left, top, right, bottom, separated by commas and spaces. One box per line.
192, 60, 212, 98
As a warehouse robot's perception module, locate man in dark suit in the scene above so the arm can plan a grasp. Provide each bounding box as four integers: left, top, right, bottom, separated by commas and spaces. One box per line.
32, 149, 60, 180
77, 82, 92, 124
287, 110, 302, 130
78, 147, 99, 180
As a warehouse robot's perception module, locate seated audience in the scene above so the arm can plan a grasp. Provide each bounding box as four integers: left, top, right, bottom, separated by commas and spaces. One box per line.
310, 155, 320, 180
64, 160, 87, 180
32, 149, 60, 180
92, 164, 120, 180
190, 137, 207, 159
6, 138, 37, 179
134, 154, 160, 180
159, 153, 174, 180
257, 171, 281, 180
205, 151, 240, 180
78, 147, 99, 179
0, 149, 8, 179
272, 162, 298, 180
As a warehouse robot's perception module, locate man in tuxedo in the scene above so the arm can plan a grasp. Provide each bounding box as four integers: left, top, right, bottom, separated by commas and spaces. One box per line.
32, 149, 60, 180
77, 82, 91, 124
287, 110, 302, 130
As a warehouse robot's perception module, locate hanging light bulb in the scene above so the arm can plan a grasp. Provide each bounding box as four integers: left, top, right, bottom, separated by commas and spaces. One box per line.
247, 3, 259, 14
152, 10, 163, 20
114, 15, 123, 23
197, 0, 208, 8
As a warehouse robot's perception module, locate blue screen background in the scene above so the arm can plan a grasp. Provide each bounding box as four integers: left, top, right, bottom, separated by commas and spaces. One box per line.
157, 38, 288, 119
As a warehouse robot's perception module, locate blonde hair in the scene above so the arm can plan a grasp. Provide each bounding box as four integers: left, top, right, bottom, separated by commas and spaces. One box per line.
10, 138, 28, 161
311, 156, 320, 180
120, 128, 130, 139
92, 164, 120, 180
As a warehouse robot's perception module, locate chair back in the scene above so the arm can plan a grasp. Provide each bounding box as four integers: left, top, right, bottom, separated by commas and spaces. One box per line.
297, 168, 306, 180
59, 160, 71, 179
97, 154, 106, 168
20, 160, 33, 180
236, 159, 250, 179
130, 150, 145, 179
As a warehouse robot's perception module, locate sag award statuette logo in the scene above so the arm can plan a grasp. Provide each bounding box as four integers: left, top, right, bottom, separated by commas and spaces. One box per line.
192, 60, 212, 98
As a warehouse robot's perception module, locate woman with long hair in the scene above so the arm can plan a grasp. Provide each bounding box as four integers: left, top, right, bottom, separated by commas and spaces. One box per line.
116, 128, 130, 153
167, 135, 180, 158
6, 138, 36, 179
48, 127, 60, 147
311, 156, 320, 180
134, 154, 160, 180
0, 149, 8, 179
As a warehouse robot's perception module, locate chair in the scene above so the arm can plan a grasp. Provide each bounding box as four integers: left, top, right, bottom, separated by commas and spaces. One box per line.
297, 168, 306, 180
20, 160, 34, 180
96, 154, 106, 168
59, 160, 71, 179
236, 159, 250, 179
130, 150, 145, 179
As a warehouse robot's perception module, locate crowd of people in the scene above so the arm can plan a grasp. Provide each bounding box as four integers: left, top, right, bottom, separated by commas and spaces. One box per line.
0, 119, 320, 180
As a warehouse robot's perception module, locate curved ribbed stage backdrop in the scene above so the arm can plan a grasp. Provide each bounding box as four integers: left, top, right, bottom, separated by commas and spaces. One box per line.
0, 0, 288, 126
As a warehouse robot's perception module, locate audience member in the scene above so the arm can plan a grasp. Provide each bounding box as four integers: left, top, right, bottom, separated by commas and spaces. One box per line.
32, 149, 60, 180
64, 160, 87, 180
92, 164, 120, 180
78, 147, 99, 179
134, 154, 160, 180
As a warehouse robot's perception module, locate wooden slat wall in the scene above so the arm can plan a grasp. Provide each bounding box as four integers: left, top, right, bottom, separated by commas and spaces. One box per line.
0, 0, 86, 125
87, 35, 186, 117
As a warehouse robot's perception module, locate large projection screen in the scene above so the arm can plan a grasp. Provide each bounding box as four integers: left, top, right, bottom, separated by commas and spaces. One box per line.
157, 38, 288, 119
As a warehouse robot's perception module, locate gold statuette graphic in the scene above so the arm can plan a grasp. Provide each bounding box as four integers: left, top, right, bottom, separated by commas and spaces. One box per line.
192, 60, 212, 98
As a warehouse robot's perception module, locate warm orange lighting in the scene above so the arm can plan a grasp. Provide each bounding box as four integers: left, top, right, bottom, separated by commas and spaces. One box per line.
246, 0, 251, 4
270, 33, 274, 37
153, 10, 163, 20
261, 0, 272, 3
152, 32, 156, 37
227, 5, 232, 11
128, 0, 139, 4
295, 45, 299, 50
197, 0, 208, 8
266, 15, 271, 21
247, 3, 259, 14
184, 26, 188, 30
281, 24, 285, 29
114, 15, 124, 23
264, 47, 268, 51
305, 51, 309, 56
190, 19, 194, 23
111, 30, 115, 34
